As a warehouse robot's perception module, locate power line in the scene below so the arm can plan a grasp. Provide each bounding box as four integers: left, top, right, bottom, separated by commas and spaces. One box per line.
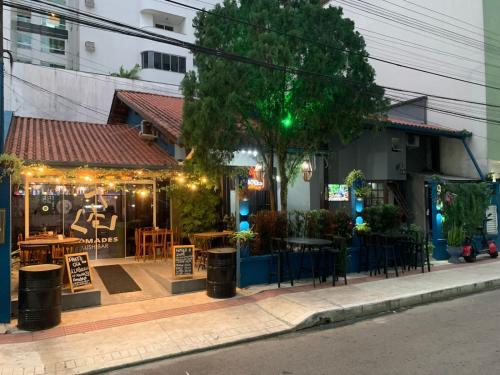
8, 0, 500, 112
160, 0, 500, 92
20, 0, 500, 93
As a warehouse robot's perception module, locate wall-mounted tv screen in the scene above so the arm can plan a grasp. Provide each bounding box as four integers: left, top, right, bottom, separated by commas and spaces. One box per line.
328, 184, 349, 202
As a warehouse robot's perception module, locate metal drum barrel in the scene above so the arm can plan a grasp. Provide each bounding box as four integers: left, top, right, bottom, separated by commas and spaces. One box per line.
207, 248, 236, 298
18, 264, 62, 331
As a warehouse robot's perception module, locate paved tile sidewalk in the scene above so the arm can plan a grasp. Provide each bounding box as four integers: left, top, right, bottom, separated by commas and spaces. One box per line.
1, 259, 500, 374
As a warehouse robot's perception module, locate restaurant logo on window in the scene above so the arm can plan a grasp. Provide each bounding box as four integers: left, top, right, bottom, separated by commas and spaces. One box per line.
70, 189, 120, 252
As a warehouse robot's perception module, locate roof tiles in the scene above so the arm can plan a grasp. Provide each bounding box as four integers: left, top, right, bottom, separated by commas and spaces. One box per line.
115, 90, 184, 142
5, 116, 178, 168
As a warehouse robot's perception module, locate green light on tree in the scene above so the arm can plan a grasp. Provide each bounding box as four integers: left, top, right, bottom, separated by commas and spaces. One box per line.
281, 113, 293, 128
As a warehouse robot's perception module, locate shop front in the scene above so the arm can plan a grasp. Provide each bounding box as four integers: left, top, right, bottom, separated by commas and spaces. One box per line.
12, 172, 169, 260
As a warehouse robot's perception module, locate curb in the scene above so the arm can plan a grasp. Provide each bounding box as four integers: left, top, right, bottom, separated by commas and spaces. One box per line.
295, 278, 500, 330
84, 276, 500, 374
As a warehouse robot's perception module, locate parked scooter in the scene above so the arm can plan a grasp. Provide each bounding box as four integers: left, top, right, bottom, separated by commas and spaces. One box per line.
462, 214, 498, 263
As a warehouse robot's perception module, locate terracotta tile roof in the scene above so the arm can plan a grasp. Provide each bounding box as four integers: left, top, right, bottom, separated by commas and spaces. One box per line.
114, 90, 184, 143
5, 116, 178, 168
367, 116, 471, 138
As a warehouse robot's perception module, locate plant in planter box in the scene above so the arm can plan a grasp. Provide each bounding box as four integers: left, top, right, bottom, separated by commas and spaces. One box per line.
354, 222, 371, 234
329, 211, 353, 240
232, 230, 257, 257
362, 204, 401, 233
446, 224, 465, 263
251, 211, 287, 255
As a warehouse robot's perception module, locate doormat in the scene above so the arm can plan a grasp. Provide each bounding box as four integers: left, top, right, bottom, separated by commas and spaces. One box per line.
94, 265, 141, 295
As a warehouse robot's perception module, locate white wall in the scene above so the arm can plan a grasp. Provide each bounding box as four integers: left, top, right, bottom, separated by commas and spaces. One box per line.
5, 63, 182, 123
324, 0, 487, 178
78, 0, 205, 86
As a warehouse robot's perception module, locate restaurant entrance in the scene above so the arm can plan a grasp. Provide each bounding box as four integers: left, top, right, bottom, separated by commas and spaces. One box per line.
11, 179, 168, 260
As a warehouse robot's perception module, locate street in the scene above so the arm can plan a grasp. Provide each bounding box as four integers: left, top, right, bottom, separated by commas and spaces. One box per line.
111, 289, 500, 375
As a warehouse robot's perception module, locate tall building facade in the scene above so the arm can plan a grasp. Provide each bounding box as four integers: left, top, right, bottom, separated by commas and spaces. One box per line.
8, 0, 202, 86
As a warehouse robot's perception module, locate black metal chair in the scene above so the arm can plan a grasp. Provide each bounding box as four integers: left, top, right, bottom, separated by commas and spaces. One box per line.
322, 236, 348, 286
269, 237, 294, 288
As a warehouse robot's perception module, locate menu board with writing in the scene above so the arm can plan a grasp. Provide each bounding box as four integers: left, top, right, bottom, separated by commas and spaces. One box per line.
173, 245, 194, 278
65, 252, 93, 293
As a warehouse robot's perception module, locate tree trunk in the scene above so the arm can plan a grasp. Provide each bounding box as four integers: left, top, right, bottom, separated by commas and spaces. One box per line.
266, 153, 277, 211
278, 153, 288, 213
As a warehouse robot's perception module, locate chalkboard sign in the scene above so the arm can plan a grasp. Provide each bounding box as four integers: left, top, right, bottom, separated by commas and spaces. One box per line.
65, 252, 94, 293
173, 245, 194, 278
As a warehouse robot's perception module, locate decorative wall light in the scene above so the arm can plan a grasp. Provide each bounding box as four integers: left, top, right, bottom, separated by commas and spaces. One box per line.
301, 156, 313, 182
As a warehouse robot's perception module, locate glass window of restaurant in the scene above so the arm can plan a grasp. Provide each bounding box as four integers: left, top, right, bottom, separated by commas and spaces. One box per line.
12, 179, 170, 259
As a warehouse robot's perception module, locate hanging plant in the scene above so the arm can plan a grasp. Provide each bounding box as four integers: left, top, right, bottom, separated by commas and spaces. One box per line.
0, 154, 24, 185
344, 169, 366, 188
354, 185, 372, 199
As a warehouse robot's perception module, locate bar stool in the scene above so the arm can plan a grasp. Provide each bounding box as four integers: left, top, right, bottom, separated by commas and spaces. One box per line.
269, 238, 294, 288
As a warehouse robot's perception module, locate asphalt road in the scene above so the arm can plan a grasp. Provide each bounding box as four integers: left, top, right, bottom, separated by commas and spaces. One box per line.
109, 289, 500, 375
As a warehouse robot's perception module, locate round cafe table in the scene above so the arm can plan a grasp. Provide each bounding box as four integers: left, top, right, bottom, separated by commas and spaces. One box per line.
18, 237, 82, 264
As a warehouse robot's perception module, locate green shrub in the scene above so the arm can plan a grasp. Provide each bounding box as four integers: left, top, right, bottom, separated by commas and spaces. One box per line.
362, 204, 401, 233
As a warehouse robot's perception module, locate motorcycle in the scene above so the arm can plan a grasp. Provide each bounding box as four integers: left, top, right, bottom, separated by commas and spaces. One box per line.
462, 214, 498, 263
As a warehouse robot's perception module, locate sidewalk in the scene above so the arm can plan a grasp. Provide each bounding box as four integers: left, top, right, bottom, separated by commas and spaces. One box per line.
1, 258, 500, 375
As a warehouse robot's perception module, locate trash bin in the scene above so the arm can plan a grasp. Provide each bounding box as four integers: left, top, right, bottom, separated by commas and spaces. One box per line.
18, 264, 62, 331
207, 248, 236, 298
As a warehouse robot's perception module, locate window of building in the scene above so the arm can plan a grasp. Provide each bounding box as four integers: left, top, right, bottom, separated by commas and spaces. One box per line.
16, 10, 31, 24
365, 182, 386, 207
154, 52, 162, 69
16, 31, 32, 49
41, 61, 66, 69
42, 13, 66, 30
41, 36, 66, 55
155, 23, 174, 32
141, 51, 186, 73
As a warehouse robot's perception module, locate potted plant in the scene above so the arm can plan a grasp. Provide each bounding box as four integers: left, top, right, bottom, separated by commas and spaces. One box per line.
354, 222, 371, 235
446, 224, 464, 263
232, 230, 257, 257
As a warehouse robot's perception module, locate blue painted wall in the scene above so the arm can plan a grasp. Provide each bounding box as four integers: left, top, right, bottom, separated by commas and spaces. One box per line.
3, 111, 12, 145
0, 113, 12, 322
125, 109, 175, 157
239, 249, 356, 288
0, 179, 11, 322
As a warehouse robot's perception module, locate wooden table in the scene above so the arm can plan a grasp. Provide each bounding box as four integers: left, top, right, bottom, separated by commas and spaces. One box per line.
192, 231, 234, 269
18, 237, 82, 264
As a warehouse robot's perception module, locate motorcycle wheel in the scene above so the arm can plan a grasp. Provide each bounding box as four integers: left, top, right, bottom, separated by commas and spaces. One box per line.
464, 254, 477, 263
490, 252, 498, 259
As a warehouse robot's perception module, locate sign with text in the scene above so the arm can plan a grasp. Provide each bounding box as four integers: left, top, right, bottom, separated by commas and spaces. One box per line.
65, 252, 93, 293
173, 245, 194, 278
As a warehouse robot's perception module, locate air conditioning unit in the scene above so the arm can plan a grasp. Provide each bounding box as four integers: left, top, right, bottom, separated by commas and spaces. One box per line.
85, 0, 95, 8
139, 121, 158, 141
407, 134, 420, 148
85, 41, 95, 52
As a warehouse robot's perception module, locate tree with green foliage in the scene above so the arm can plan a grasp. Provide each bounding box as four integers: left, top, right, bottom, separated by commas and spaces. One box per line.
111, 64, 141, 79
182, 0, 387, 211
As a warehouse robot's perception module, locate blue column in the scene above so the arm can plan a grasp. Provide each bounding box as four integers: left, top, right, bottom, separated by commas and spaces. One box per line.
430, 180, 447, 260
0, 59, 11, 322
0, 178, 11, 323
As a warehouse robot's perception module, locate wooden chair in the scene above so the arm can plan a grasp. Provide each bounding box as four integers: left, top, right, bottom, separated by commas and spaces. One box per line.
152, 229, 168, 259
141, 229, 156, 261
189, 235, 206, 270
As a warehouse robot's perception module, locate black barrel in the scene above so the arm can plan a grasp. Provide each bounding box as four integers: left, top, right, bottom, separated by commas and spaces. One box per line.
18, 264, 62, 331
207, 248, 236, 298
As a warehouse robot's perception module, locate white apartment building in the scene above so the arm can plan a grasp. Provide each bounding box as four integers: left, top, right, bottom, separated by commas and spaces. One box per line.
8, 0, 203, 86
